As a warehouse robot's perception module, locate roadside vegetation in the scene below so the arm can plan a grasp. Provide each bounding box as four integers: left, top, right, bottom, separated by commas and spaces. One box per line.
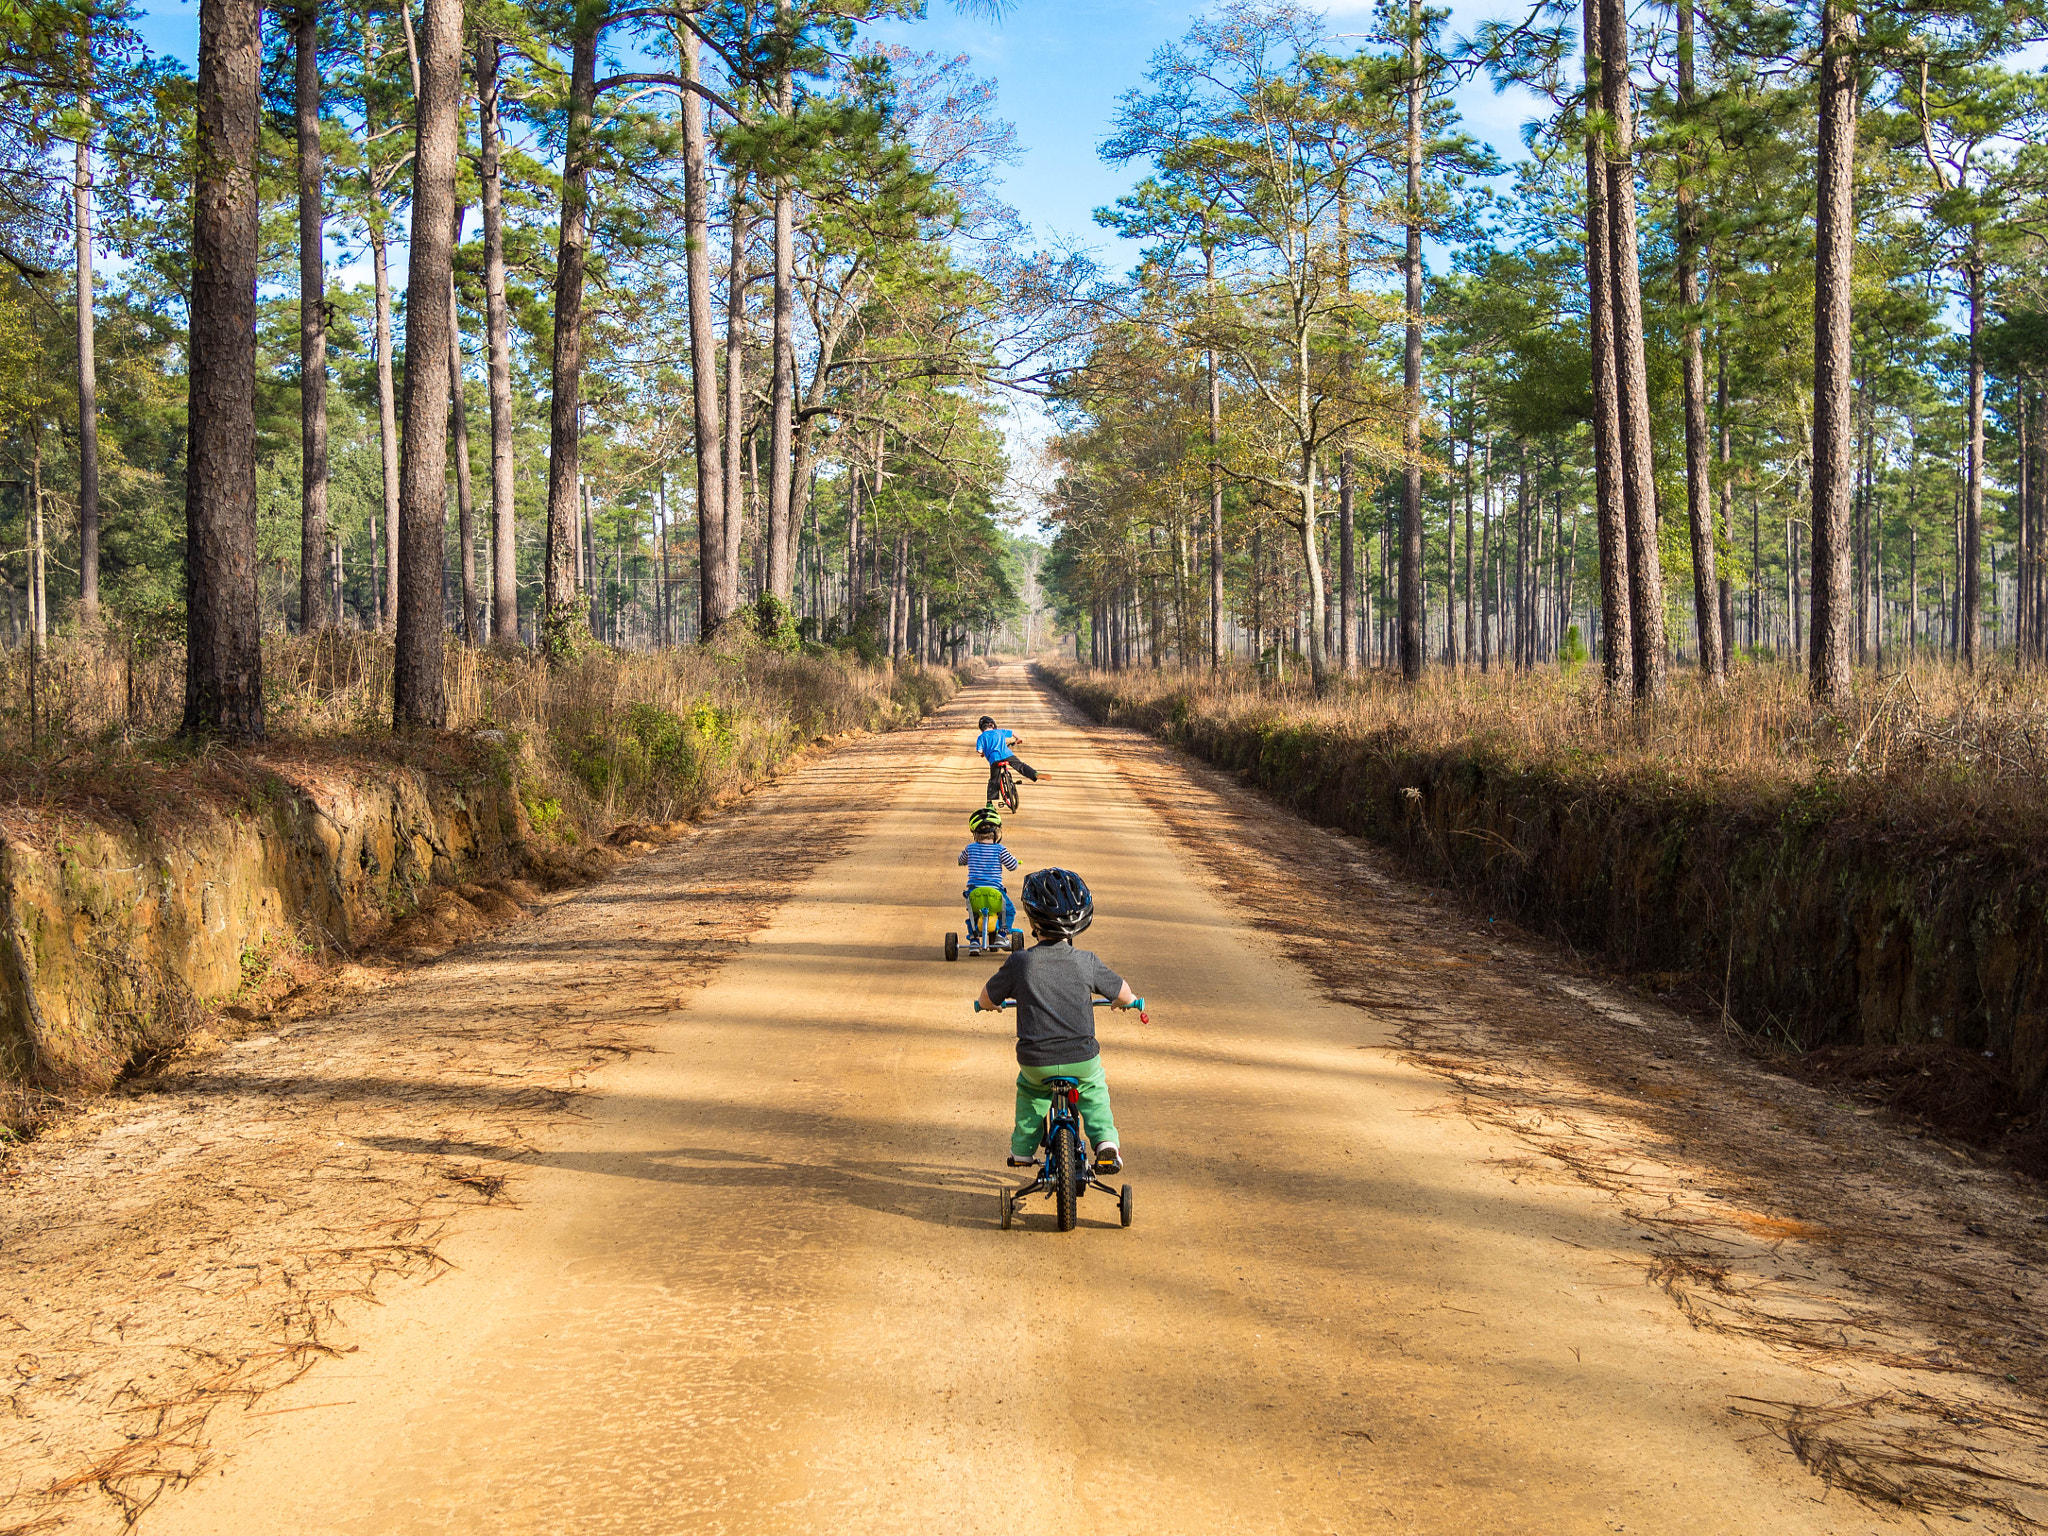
0, 628, 973, 841
1045, 657, 2048, 1168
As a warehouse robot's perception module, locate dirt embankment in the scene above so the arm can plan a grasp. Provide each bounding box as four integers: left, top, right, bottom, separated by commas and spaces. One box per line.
1040, 663, 2048, 1143
2, 659, 977, 1122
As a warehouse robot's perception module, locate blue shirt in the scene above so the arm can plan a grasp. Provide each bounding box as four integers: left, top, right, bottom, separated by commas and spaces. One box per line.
975, 727, 1016, 764
960, 841, 1019, 888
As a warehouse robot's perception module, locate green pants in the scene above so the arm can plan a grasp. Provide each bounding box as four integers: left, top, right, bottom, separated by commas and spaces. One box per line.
1012, 1058, 1118, 1158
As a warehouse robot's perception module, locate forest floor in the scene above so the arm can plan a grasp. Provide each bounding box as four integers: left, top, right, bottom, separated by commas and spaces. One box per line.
6, 665, 2048, 1534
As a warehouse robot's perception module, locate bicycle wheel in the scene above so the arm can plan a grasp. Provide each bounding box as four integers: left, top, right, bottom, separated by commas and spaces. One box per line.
1050, 1121, 1078, 1232
1009, 930, 1024, 953
945, 932, 958, 961
1119, 1183, 1133, 1228
999, 1189, 1013, 1230
1001, 771, 1020, 813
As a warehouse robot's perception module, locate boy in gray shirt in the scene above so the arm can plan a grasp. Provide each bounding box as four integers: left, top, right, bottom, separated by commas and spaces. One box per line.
975, 867, 1140, 1175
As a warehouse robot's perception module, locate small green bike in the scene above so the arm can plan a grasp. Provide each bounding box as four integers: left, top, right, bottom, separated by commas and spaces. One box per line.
945, 885, 1023, 961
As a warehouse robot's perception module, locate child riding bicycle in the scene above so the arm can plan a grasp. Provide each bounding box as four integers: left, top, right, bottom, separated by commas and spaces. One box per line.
958, 805, 1019, 941
974, 715, 1043, 805
975, 867, 1139, 1176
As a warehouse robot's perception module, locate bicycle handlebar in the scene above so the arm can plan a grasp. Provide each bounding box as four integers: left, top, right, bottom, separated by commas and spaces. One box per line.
974, 997, 1146, 1014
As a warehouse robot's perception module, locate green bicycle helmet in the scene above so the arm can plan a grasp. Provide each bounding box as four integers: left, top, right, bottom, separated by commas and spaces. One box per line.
968, 805, 1003, 835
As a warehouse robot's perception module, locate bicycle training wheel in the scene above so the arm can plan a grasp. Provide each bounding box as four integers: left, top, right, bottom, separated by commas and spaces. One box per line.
1119, 1183, 1133, 1228
1051, 1122, 1078, 1232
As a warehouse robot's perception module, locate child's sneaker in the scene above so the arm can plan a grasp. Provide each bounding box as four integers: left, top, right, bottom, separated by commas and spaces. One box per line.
1007, 1153, 1039, 1169
1093, 1142, 1122, 1175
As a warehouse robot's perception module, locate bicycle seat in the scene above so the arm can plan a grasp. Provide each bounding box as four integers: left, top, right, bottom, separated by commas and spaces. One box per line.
966, 886, 1005, 916
1042, 1076, 1080, 1090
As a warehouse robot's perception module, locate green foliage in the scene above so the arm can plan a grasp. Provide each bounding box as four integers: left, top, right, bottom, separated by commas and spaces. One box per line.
752, 592, 801, 652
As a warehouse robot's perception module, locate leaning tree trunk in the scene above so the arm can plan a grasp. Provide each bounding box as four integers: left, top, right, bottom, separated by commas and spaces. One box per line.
479, 34, 518, 644
1397, 0, 1425, 684
1677, 0, 1722, 684
542, 24, 598, 656
392, 0, 460, 727
1600, 0, 1665, 701
680, 26, 728, 638
1585, 0, 1631, 695
1809, 0, 1858, 704
183, 0, 264, 741
295, 1, 327, 634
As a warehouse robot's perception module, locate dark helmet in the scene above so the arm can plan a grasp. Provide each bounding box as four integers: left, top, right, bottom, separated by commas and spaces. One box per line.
968, 805, 1003, 835
1021, 867, 1093, 939
978, 716, 996, 731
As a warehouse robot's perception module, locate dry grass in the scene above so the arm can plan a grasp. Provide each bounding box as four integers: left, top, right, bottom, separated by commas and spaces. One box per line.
1053, 658, 2048, 809
0, 632, 970, 838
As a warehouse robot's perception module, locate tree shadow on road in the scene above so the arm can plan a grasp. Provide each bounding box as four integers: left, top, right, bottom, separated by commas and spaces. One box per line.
360, 1136, 1008, 1230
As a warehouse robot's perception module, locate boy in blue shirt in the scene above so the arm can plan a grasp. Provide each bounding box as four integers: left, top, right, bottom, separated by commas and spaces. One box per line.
957, 805, 1019, 939
974, 715, 1044, 803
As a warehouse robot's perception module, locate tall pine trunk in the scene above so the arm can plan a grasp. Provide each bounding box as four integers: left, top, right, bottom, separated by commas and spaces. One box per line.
393, 0, 460, 727
767, 43, 796, 603
1206, 241, 1223, 671
371, 211, 399, 630
1585, 0, 1630, 694
295, 3, 327, 634
1963, 259, 1985, 669
448, 201, 477, 645
1716, 341, 1734, 656
1600, 0, 1665, 700
1396, 0, 1424, 683
721, 175, 749, 620
183, 0, 264, 740
1677, 0, 1721, 683
680, 28, 728, 638
1809, 0, 1858, 703
479, 34, 518, 644
75, 85, 100, 626
543, 24, 599, 654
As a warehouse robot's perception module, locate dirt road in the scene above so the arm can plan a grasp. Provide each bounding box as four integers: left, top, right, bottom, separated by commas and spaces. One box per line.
128, 667, 2027, 1534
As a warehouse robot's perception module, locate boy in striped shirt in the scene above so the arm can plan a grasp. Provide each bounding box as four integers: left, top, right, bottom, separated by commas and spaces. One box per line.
958, 805, 1020, 939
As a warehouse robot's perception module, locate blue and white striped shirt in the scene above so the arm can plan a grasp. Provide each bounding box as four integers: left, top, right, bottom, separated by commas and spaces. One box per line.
960, 841, 1019, 888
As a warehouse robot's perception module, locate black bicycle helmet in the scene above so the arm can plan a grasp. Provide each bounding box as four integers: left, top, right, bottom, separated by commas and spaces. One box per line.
1021, 867, 1093, 939
978, 715, 996, 731
968, 805, 1003, 835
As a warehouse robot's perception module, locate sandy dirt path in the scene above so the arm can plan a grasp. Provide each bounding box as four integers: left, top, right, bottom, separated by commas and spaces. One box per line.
137, 667, 1983, 1535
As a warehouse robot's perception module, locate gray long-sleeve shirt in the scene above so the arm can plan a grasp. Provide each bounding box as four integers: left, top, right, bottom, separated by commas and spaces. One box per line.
984, 940, 1125, 1067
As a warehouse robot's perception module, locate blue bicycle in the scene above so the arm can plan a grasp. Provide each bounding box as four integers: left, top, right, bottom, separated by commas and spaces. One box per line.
973, 997, 1145, 1232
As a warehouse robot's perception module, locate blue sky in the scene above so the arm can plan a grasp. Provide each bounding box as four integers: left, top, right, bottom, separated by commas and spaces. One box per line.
867, 0, 1548, 277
